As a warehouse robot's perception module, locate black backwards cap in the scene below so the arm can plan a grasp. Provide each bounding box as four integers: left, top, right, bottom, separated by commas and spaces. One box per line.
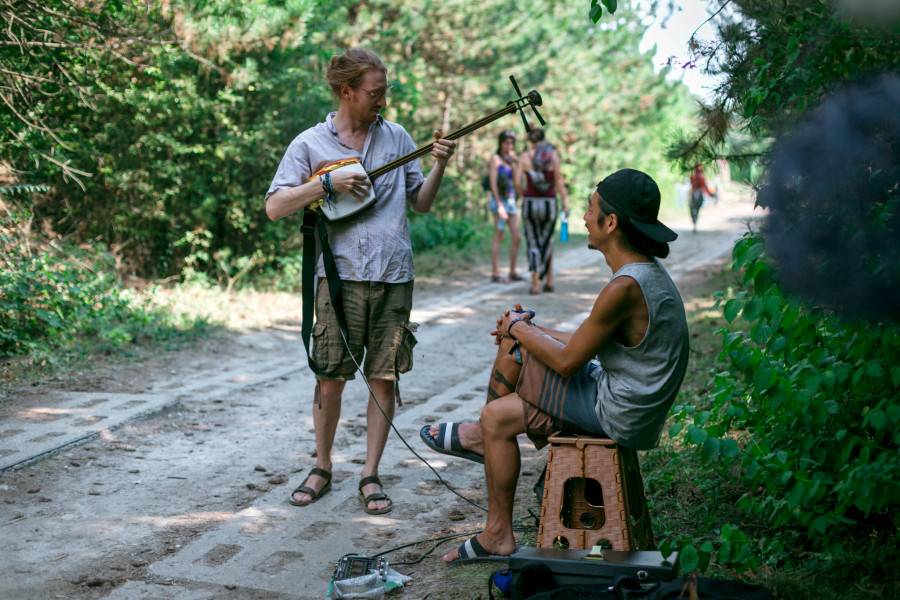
596, 168, 677, 243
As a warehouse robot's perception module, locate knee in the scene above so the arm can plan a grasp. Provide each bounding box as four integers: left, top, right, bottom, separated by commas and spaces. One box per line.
317, 378, 345, 399
481, 401, 518, 438
368, 379, 395, 401
480, 402, 502, 434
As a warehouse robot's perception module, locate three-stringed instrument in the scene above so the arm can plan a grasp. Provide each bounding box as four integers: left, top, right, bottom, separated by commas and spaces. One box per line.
309, 76, 545, 221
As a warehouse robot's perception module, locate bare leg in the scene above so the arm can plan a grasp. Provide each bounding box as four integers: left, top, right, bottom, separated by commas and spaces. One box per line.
442, 394, 525, 561
491, 215, 504, 279
487, 334, 524, 402
544, 255, 554, 289
508, 213, 521, 278
530, 270, 541, 295
429, 335, 523, 459
291, 378, 344, 504
361, 378, 396, 512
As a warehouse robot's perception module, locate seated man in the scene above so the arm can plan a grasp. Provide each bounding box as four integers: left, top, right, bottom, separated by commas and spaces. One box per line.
421, 169, 690, 563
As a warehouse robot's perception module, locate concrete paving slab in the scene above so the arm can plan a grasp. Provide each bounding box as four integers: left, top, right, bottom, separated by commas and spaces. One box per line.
103, 580, 219, 599
0, 392, 170, 470
149, 365, 493, 598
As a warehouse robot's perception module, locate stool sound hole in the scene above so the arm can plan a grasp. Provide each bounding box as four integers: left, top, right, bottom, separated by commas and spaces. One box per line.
561, 477, 606, 530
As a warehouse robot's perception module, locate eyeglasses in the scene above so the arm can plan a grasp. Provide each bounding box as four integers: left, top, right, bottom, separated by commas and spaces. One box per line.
358, 82, 393, 101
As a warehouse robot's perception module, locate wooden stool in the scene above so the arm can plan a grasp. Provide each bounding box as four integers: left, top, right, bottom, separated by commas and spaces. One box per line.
537, 435, 654, 551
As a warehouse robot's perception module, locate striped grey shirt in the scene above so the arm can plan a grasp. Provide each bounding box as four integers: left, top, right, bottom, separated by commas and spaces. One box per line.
266, 113, 425, 283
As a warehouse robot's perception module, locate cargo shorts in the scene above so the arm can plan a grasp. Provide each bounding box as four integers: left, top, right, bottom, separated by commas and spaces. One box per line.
311, 278, 418, 381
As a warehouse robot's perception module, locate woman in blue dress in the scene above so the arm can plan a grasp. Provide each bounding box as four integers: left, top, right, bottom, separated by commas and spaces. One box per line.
487, 130, 522, 283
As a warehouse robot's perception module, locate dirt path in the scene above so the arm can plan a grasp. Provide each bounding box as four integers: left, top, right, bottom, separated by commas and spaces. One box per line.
0, 198, 758, 600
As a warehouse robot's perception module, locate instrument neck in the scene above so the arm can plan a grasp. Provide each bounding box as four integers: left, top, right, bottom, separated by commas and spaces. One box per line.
368, 101, 521, 181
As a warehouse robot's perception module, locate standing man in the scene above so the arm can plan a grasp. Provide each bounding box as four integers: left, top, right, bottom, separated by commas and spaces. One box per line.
265, 48, 456, 515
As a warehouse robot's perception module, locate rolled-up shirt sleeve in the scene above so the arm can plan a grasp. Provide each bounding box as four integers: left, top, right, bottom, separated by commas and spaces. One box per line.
266, 137, 311, 199
398, 127, 424, 203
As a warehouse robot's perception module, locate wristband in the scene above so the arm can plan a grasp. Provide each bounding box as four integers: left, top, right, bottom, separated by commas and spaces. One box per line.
508, 318, 529, 340
319, 172, 335, 200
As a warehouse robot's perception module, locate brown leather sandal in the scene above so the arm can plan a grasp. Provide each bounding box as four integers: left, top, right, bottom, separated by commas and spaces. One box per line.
288, 467, 332, 506
358, 475, 393, 515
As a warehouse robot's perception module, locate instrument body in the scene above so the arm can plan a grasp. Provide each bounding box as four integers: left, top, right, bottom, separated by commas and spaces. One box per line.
309, 158, 376, 222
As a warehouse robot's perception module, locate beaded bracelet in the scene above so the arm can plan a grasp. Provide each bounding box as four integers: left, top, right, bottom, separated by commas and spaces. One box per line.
319, 172, 335, 200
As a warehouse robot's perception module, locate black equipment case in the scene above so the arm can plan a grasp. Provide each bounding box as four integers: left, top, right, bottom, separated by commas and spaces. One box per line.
509, 547, 678, 589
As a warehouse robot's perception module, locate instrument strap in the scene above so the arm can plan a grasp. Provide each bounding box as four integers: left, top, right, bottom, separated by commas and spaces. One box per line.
300, 208, 350, 376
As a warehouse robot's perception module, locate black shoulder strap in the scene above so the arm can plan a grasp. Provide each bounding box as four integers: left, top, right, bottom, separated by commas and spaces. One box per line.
300, 209, 350, 375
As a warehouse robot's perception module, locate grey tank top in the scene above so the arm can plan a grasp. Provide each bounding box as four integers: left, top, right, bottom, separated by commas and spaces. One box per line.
593, 260, 689, 450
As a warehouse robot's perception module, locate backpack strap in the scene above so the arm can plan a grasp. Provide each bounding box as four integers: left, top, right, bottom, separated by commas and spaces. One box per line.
300, 209, 351, 376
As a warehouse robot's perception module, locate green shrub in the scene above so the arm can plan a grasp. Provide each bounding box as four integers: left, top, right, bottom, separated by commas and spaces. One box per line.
408, 213, 481, 253
666, 233, 900, 571
0, 211, 205, 359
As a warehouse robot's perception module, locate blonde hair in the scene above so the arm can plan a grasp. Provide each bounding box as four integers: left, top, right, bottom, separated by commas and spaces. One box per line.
326, 48, 387, 96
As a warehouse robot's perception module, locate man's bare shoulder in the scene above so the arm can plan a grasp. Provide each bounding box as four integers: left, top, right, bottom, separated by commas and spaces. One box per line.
601, 274, 642, 301
589, 276, 639, 320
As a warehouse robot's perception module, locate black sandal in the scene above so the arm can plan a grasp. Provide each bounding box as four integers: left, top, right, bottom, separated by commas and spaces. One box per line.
358, 475, 393, 515
288, 467, 332, 507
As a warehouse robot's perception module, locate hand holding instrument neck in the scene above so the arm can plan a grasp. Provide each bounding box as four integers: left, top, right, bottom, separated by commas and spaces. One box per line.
368, 78, 544, 182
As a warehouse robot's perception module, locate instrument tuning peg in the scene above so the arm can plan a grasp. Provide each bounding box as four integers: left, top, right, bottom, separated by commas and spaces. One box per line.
525, 90, 546, 126
509, 75, 532, 132
509, 74, 524, 98
531, 103, 547, 127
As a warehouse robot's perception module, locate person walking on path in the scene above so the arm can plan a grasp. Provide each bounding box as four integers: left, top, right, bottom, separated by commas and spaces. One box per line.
487, 130, 522, 282
265, 48, 456, 515
420, 169, 689, 563
515, 128, 569, 295
689, 163, 717, 232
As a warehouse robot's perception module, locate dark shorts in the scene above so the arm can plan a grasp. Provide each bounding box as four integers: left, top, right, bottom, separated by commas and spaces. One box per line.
311, 278, 417, 381
516, 342, 607, 449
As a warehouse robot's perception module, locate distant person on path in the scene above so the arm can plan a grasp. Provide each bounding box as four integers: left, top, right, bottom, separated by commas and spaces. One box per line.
420, 169, 689, 563
515, 128, 569, 295
265, 48, 456, 515
689, 163, 717, 232
487, 130, 522, 282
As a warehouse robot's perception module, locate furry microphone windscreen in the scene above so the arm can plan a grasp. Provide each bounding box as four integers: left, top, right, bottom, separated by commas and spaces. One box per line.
759, 74, 900, 322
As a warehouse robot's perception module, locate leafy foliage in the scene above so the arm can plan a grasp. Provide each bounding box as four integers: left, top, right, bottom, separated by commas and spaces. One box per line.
0, 0, 162, 185
3, 0, 692, 280
590, 0, 618, 23
621, 0, 900, 578
667, 0, 900, 173
667, 234, 900, 570
0, 208, 205, 360
408, 215, 479, 253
